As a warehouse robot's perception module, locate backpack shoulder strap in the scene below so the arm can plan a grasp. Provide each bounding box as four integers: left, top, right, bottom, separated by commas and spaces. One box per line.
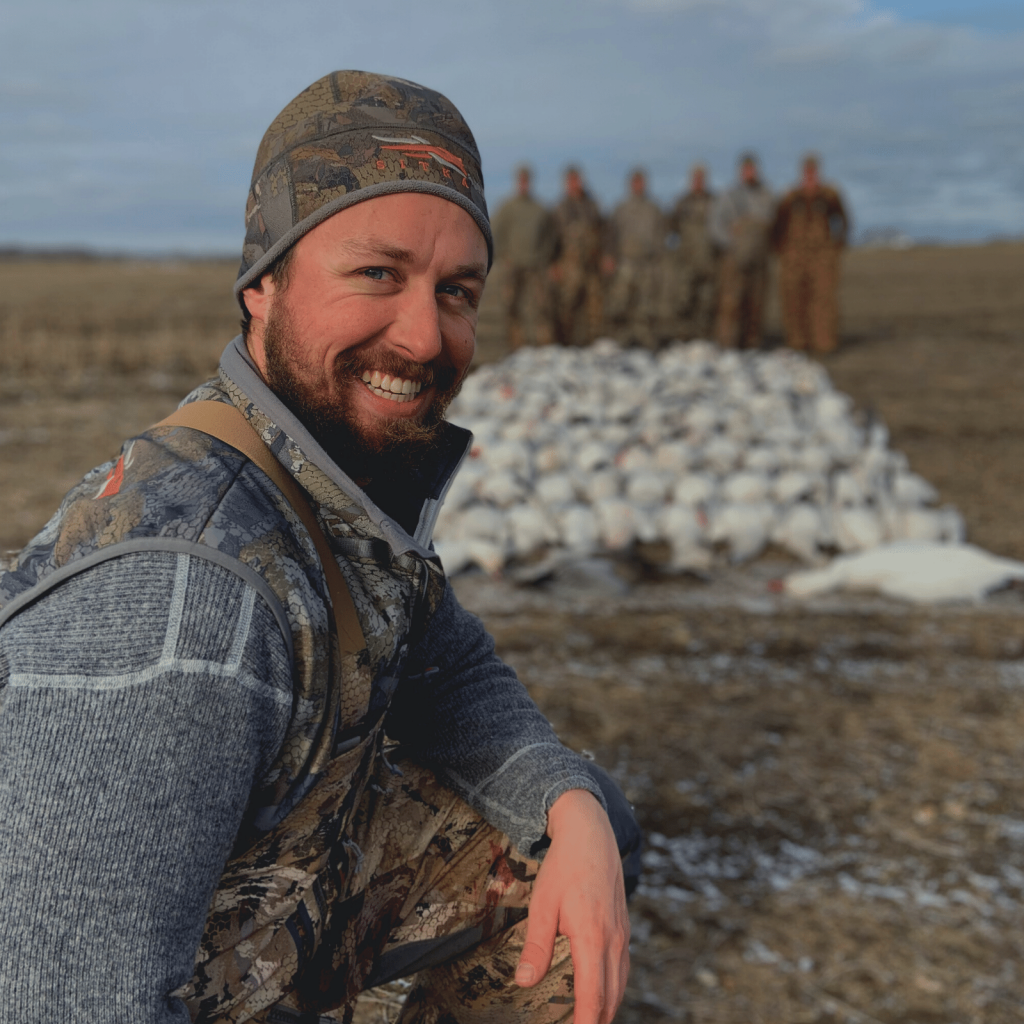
155, 401, 366, 659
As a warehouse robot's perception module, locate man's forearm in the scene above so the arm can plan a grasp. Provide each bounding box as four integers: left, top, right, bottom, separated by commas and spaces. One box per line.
388, 580, 606, 856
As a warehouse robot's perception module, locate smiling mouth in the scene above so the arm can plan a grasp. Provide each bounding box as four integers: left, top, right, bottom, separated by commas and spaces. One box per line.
361, 370, 425, 404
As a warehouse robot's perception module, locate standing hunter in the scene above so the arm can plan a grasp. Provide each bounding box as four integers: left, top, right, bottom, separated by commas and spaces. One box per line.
490, 164, 558, 349
771, 153, 849, 354
710, 152, 775, 349
603, 168, 667, 350
549, 165, 605, 347
0, 71, 639, 1024
662, 163, 719, 341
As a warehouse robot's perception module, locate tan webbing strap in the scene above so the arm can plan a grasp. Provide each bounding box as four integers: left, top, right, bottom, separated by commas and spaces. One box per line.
155, 401, 366, 658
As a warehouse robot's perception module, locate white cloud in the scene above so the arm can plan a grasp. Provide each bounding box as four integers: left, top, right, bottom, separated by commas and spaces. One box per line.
0, 0, 1021, 249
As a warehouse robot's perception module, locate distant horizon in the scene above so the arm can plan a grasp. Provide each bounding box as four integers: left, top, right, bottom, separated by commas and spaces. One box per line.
3, 230, 1023, 263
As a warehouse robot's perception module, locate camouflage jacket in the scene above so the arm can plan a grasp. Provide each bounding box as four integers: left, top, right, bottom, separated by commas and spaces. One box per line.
667, 189, 717, 270
606, 194, 666, 263
771, 184, 849, 253
551, 192, 604, 270
709, 180, 775, 268
0, 337, 460, 829
491, 193, 558, 271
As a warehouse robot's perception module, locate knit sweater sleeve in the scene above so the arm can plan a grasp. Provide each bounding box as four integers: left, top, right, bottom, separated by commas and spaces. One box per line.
0, 550, 293, 1024
386, 579, 606, 858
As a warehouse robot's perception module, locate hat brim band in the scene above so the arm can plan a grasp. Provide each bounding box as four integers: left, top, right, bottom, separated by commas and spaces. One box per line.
235, 179, 493, 308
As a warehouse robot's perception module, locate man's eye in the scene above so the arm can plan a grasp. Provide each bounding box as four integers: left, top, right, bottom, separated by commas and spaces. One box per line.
363, 268, 388, 281
439, 284, 466, 299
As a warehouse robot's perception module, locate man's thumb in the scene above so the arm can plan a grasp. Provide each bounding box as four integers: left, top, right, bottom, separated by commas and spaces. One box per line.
515, 937, 555, 988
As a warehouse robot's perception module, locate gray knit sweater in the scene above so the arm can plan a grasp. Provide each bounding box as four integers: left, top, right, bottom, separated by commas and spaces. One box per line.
0, 352, 603, 1021
0, 549, 600, 1021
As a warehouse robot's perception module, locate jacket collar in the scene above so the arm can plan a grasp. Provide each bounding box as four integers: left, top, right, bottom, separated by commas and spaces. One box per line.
219, 336, 473, 560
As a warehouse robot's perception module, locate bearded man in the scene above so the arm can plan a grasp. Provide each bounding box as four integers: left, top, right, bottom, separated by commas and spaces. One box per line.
710, 152, 775, 349
491, 164, 558, 349
770, 154, 849, 353
0, 71, 638, 1024
663, 164, 718, 341
603, 168, 666, 349
550, 165, 605, 347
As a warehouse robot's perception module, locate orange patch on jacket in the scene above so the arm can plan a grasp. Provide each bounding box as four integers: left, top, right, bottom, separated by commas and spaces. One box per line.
95, 456, 126, 499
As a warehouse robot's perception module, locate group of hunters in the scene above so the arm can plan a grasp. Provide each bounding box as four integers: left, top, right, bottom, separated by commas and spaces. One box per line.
492, 152, 850, 355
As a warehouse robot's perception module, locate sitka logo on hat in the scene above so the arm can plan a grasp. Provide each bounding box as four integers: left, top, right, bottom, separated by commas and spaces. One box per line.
372, 135, 476, 189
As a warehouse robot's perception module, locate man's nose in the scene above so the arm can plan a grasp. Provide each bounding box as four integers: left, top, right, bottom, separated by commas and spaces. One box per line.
390, 283, 443, 364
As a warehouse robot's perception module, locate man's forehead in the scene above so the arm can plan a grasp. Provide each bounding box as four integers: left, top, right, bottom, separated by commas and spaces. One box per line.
305, 197, 488, 276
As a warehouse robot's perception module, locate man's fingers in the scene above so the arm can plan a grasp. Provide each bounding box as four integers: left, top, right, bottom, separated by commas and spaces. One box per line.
574, 899, 629, 1024
575, 937, 627, 1024
618, 943, 631, 1002
606, 906, 630, 1021
515, 937, 555, 988
569, 933, 607, 1024
604, 943, 631, 1024
517, 865, 562, 988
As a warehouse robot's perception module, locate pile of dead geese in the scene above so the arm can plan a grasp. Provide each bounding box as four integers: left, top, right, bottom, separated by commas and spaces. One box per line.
435, 339, 963, 576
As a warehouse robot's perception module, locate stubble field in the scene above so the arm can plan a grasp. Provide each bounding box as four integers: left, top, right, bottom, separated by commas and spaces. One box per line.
2, 243, 1024, 1022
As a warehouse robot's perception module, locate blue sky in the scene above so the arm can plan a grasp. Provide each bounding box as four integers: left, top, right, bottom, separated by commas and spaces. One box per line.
885, 0, 1024, 31
1, 0, 1022, 252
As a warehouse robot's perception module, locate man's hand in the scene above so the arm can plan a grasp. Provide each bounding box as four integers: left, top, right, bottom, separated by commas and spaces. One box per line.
515, 789, 630, 1024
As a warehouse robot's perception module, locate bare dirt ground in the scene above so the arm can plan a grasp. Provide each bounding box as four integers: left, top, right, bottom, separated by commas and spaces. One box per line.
455, 565, 1024, 1024
2, 244, 1024, 1022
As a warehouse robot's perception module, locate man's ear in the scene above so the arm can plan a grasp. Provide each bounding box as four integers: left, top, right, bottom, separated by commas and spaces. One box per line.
243, 273, 277, 327
242, 275, 277, 375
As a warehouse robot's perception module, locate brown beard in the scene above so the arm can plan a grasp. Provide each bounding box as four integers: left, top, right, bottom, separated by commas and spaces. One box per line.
261, 299, 464, 480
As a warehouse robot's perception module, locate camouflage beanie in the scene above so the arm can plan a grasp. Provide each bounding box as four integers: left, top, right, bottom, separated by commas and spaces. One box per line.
235, 70, 492, 304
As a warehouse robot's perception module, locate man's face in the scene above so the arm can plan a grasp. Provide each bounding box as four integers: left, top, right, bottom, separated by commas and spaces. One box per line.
243, 193, 487, 472
740, 160, 759, 186
516, 170, 532, 196
630, 173, 646, 197
802, 162, 820, 191
565, 171, 584, 200
691, 167, 706, 193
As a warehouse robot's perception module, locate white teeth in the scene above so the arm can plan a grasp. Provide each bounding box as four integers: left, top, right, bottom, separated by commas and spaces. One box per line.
361, 371, 425, 403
